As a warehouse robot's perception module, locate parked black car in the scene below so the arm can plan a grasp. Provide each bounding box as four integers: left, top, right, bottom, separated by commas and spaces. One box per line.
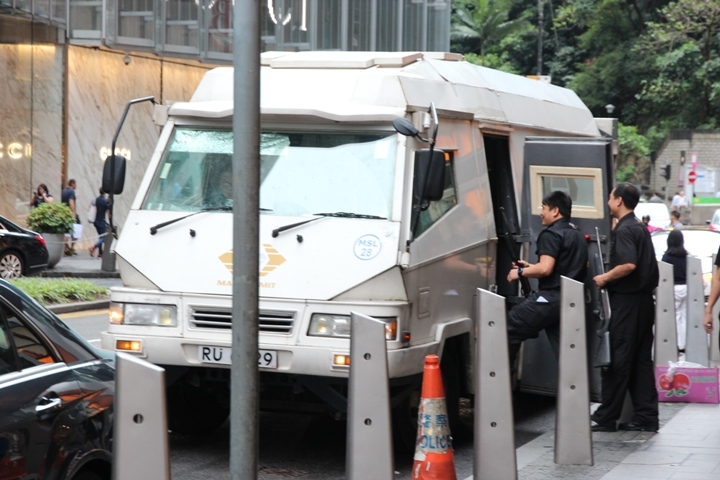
0, 215, 49, 279
0, 279, 114, 480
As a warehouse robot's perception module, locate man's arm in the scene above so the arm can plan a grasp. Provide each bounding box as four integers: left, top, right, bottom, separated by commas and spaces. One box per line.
704, 265, 720, 333
69, 198, 76, 215
594, 263, 636, 289
507, 255, 555, 281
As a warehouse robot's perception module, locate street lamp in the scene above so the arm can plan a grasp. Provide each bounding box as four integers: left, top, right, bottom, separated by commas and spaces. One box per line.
605, 104, 615, 115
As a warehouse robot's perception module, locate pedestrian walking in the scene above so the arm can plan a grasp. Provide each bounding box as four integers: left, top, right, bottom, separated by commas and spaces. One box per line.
703, 245, 720, 348
31, 184, 54, 207
505, 191, 588, 369
61, 179, 79, 256
89, 188, 109, 258
592, 182, 659, 432
661, 229, 688, 354
670, 210, 683, 230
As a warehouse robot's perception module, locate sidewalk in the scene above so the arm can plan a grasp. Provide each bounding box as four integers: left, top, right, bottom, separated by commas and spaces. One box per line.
502, 400, 720, 480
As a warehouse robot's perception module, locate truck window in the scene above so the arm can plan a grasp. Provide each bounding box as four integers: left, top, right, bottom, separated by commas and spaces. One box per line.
415, 153, 457, 236
143, 128, 398, 220
529, 165, 604, 219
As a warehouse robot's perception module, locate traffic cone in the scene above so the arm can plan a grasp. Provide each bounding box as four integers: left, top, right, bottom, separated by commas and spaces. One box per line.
412, 354, 457, 480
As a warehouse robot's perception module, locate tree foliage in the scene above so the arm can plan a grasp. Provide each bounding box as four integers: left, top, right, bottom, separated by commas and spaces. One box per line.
450, 0, 720, 184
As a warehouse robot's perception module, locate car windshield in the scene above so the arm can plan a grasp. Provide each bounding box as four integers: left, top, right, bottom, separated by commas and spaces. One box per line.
143, 128, 397, 219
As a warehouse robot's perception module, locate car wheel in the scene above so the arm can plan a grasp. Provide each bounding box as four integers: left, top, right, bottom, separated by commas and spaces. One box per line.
0, 251, 24, 279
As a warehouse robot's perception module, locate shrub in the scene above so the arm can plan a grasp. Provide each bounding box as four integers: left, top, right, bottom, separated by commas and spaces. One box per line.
27, 202, 75, 234
10, 278, 108, 304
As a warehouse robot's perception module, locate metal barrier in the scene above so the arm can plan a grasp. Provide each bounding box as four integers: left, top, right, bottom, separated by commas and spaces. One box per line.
474, 288, 517, 480
655, 261, 678, 366
555, 277, 592, 465
113, 353, 170, 480
346, 312, 394, 480
686, 256, 708, 366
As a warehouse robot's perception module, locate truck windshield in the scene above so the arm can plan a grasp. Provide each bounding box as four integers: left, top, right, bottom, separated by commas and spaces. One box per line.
143, 128, 397, 219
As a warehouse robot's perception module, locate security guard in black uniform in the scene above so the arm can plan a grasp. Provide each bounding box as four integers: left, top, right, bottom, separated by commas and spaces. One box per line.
506, 191, 588, 368
592, 182, 659, 432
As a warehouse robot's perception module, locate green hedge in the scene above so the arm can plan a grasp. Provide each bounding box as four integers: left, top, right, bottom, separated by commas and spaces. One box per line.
10, 278, 108, 305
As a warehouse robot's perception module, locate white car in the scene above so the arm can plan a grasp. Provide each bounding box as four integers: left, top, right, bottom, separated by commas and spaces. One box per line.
651, 228, 720, 297
636, 202, 671, 230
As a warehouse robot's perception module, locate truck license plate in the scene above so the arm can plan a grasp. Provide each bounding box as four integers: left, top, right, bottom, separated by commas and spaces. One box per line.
198, 346, 277, 369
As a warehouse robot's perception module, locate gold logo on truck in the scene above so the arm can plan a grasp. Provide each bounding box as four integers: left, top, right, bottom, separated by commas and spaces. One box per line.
219, 244, 286, 277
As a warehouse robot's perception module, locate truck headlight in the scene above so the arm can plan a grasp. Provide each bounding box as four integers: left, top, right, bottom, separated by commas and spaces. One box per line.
109, 302, 177, 327
308, 314, 397, 340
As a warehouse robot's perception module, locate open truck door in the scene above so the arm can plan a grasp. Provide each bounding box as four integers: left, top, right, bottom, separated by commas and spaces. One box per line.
518, 137, 614, 399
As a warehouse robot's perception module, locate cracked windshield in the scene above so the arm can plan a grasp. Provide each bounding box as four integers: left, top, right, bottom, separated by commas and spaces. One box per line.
143, 128, 397, 219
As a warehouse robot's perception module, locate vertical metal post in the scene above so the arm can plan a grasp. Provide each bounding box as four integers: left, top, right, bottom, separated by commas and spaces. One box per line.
686, 256, 708, 366
474, 288, 517, 480
346, 312, 394, 480
555, 277, 592, 465
113, 353, 169, 480
231, 1, 261, 479
655, 261, 678, 367
711, 255, 720, 364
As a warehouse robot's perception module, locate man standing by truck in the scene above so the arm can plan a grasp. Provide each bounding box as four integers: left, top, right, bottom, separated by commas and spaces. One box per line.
591, 182, 659, 432
505, 190, 588, 369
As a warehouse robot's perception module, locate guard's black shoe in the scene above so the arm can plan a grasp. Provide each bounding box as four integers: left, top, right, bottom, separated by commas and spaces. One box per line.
591, 421, 617, 432
618, 422, 658, 432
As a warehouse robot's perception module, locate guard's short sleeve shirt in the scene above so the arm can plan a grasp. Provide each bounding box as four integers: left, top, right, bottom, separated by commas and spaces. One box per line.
608, 212, 659, 294
536, 218, 588, 291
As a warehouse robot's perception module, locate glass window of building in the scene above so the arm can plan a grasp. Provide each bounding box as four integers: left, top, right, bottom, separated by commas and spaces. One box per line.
165, 0, 200, 53
118, 0, 155, 46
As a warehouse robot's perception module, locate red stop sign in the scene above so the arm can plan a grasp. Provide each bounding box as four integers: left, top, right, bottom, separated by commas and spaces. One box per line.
688, 171, 697, 184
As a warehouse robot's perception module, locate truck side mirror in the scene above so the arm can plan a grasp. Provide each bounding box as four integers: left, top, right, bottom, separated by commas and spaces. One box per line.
393, 117, 420, 138
415, 149, 446, 203
102, 154, 127, 195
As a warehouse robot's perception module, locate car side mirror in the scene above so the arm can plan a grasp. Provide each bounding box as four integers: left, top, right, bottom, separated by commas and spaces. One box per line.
706, 220, 711, 225
102, 154, 127, 195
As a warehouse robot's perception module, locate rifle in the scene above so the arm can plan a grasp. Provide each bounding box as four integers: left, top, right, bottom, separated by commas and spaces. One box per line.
592, 226, 612, 368
499, 206, 531, 297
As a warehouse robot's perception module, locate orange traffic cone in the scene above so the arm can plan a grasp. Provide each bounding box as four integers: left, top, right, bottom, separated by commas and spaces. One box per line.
412, 354, 457, 480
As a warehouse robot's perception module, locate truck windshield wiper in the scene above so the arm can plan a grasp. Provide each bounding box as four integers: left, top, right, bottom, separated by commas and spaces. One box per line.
149, 206, 231, 235
272, 212, 386, 238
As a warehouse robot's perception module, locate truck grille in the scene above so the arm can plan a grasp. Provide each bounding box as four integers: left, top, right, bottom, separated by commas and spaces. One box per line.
190, 308, 295, 334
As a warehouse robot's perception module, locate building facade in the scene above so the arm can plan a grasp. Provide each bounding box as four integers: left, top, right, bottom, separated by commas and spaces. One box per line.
0, 0, 450, 241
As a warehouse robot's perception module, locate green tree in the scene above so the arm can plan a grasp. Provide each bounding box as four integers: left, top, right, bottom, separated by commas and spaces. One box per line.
451, 0, 533, 65
635, 0, 720, 128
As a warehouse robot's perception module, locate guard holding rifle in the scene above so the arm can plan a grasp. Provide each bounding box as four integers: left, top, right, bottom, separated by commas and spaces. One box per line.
505, 191, 588, 369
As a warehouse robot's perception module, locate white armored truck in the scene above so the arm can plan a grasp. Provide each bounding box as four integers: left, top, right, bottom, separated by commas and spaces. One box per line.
101, 51, 614, 438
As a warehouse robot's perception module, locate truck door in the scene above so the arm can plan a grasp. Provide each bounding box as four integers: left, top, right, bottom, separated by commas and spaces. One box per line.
518, 137, 613, 399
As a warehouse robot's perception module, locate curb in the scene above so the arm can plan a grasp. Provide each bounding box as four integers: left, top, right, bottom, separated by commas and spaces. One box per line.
47, 299, 111, 314
41, 270, 121, 279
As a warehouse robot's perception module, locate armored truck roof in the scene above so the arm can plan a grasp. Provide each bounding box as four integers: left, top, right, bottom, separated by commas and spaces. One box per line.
169, 51, 599, 136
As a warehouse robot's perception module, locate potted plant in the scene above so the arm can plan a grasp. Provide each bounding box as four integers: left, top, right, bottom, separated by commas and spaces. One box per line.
26, 202, 75, 268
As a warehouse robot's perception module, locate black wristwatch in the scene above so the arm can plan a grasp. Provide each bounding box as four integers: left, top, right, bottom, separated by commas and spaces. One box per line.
517, 267, 524, 277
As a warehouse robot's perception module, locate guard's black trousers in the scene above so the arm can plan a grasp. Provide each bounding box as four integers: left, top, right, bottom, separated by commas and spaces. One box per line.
507, 290, 561, 369
592, 292, 659, 427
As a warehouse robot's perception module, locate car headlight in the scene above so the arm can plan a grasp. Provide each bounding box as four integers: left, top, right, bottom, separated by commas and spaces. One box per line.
308, 314, 397, 340
109, 302, 177, 327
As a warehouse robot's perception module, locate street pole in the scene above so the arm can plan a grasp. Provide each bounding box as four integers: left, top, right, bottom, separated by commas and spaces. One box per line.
231, 1, 261, 479
537, 0, 544, 76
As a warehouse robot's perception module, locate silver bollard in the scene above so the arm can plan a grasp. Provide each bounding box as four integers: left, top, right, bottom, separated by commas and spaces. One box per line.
346, 312, 394, 480
555, 277, 592, 465
655, 261, 678, 367
113, 352, 170, 480
686, 256, 708, 366
474, 288, 517, 480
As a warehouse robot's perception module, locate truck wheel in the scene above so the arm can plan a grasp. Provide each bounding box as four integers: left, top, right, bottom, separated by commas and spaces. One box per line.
167, 381, 230, 434
440, 347, 463, 439
391, 387, 421, 454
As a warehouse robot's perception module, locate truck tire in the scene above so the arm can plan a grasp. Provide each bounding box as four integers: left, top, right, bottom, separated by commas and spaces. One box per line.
167, 381, 230, 434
